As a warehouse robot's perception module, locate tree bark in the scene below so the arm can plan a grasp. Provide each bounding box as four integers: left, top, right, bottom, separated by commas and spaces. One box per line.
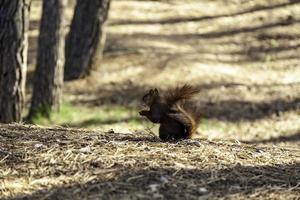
0, 0, 31, 123
64, 0, 111, 81
28, 0, 67, 120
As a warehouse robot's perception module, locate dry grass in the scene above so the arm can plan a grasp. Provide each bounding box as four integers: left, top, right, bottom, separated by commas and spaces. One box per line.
0, 124, 299, 200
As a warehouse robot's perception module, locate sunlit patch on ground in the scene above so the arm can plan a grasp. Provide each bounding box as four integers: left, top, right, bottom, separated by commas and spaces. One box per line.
26, 0, 300, 149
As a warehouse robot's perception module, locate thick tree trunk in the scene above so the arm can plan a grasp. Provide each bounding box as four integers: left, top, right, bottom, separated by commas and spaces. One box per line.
0, 0, 30, 123
64, 0, 111, 81
28, 0, 67, 120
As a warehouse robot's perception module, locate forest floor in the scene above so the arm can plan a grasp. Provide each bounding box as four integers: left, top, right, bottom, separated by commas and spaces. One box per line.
0, 124, 299, 200
1, 0, 300, 199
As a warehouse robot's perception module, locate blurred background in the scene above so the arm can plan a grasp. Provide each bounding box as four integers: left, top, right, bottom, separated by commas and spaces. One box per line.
27, 0, 300, 147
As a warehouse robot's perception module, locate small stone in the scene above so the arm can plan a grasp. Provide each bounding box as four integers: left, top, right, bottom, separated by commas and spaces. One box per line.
198, 187, 208, 194
144, 147, 150, 151
160, 176, 169, 184
79, 146, 91, 153
148, 184, 159, 192
34, 143, 46, 149
107, 129, 115, 133
185, 139, 202, 147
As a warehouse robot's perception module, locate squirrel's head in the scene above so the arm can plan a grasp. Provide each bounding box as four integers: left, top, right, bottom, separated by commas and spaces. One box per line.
142, 88, 159, 106
140, 88, 168, 123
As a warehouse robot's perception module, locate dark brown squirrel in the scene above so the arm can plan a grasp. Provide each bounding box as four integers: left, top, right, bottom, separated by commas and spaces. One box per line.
139, 84, 201, 141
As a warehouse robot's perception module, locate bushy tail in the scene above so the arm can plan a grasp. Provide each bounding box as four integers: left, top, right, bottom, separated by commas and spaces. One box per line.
175, 104, 197, 138
165, 84, 199, 106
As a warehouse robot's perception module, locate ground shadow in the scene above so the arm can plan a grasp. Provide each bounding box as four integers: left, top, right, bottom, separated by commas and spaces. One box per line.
110, 18, 298, 39
244, 131, 300, 145
199, 97, 300, 121
62, 116, 144, 128
111, 1, 300, 25
105, 16, 300, 66
9, 163, 300, 200
69, 82, 300, 122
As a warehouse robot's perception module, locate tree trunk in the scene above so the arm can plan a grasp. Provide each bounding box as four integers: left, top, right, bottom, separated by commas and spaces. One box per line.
64, 0, 111, 81
28, 0, 67, 120
0, 0, 31, 123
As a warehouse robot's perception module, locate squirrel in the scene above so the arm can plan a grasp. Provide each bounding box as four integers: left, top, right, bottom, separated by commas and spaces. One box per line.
139, 84, 201, 141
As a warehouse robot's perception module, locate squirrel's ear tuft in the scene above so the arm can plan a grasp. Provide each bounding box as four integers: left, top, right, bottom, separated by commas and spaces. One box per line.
154, 88, 159, 94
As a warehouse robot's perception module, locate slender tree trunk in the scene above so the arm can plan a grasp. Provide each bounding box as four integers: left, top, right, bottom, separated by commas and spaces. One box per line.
28, 0, 67, 120
0, 0, 31, 123
64, 0, 111, 81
